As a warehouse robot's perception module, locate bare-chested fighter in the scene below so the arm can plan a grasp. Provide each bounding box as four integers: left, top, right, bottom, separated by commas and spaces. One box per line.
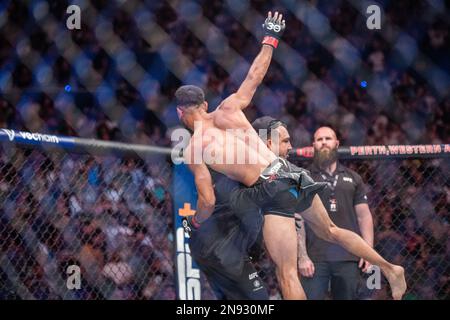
177, 11, 406, 300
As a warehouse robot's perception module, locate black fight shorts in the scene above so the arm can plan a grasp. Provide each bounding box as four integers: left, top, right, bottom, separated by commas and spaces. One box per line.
230, 158, 327, 218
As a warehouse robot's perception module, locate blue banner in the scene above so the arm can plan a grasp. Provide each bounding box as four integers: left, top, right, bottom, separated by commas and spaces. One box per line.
0, 128, 75, 149
172, 164, 201, 300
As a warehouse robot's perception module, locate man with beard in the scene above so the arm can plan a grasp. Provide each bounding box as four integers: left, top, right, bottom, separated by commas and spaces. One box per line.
298, 126, 375, 299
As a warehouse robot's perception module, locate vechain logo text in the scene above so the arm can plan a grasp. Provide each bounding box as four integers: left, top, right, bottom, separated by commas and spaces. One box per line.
1, 129, 60, 144
19, 131, 60, 143
2, 129, 15, 141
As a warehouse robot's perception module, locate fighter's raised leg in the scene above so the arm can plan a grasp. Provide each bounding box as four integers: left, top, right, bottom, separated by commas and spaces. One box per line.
299, 194, 407, 300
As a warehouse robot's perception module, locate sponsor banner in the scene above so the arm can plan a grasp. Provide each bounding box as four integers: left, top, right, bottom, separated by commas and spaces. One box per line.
292, 144, 450, 160
295, 146, 314, 158
0, 128, 75, 149
172, 164, 201, 300
348, 144, 450, 157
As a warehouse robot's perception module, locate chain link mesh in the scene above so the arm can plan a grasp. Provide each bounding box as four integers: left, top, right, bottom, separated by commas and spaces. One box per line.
252, 158, 450, 300
1, 144, 449, 299
0, 145, 175, 300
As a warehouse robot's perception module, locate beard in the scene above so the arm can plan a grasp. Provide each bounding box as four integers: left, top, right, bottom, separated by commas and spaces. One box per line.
313, 146, 338, 169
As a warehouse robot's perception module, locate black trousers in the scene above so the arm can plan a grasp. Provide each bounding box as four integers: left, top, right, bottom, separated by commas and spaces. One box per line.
300, 261, 362, 300
189, 202, 269, 300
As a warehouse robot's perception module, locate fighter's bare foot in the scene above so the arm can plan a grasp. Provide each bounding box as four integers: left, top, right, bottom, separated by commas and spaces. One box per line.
386, 265, 407, 300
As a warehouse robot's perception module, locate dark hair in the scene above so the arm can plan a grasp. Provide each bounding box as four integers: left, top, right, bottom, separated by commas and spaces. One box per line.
175, 85, 205, 108
251, 116, 287, 140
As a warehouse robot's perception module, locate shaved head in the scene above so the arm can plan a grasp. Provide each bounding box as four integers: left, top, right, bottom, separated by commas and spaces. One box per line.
314, 126, 337, 141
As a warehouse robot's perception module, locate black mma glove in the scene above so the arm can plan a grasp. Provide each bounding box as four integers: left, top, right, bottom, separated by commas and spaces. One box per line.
261, 11, 286, 48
